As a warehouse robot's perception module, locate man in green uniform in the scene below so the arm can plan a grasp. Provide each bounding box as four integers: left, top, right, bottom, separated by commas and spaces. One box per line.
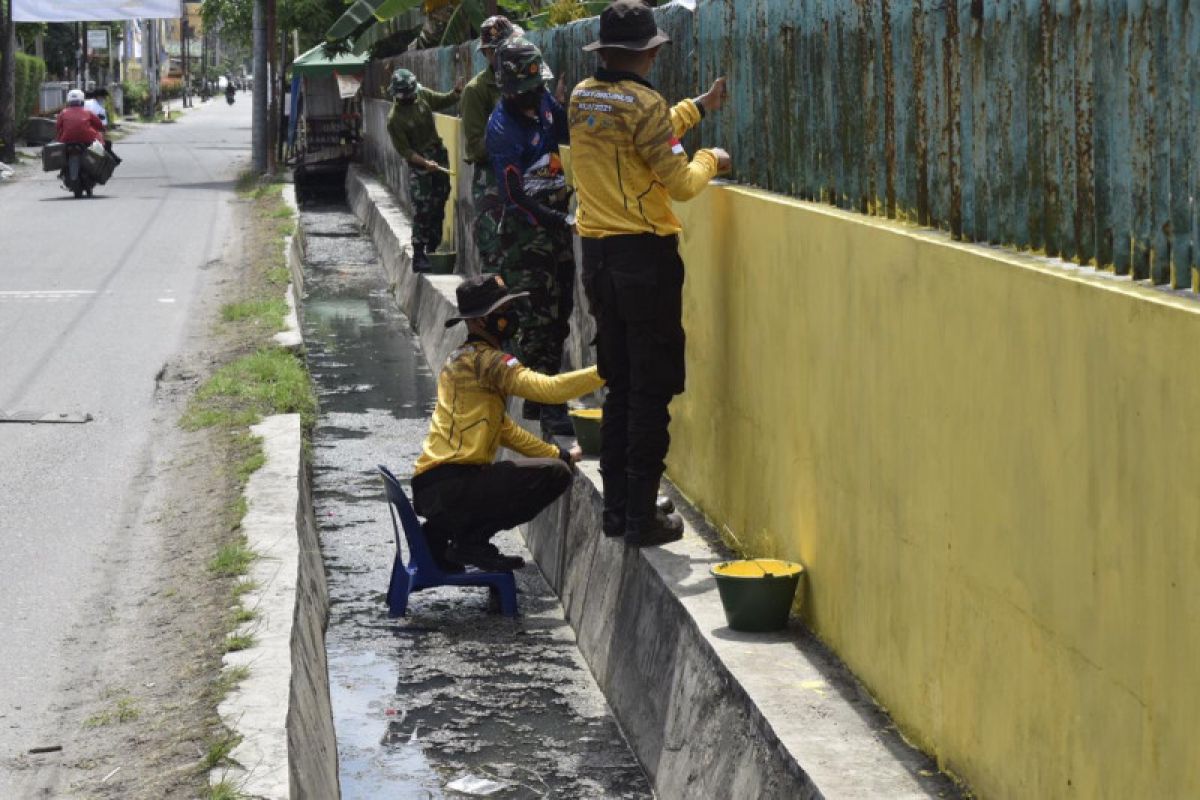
460, 15, 515, 275
487, 39, 577, 437
386, 67, 463, 273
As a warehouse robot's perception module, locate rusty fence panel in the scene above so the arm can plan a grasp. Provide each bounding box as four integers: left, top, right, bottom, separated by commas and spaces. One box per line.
364, 0, 1199, 291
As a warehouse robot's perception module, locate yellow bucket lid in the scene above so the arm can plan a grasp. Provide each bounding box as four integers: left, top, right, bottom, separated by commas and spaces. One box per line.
569, 408, 602, 420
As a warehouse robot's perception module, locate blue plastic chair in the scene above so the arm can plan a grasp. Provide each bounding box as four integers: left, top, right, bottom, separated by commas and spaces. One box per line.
378, 465, 518, 617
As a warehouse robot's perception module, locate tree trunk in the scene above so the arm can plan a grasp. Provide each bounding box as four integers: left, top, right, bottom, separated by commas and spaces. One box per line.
1, 0, 15, 164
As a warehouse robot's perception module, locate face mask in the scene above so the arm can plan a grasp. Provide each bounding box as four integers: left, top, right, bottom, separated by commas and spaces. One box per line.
485, 310, 521, 341
514, 88, 544, 113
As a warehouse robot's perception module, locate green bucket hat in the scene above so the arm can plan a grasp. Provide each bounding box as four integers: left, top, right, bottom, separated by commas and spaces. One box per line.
495, 37, 545, 98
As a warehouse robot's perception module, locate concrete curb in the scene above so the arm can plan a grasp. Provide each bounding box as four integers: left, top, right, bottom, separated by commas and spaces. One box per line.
275, 187, 304, 351
212, 415, 338, 799
344, 164, 959, 799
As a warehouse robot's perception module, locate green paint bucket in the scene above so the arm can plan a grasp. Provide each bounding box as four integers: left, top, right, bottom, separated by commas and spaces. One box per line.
428, 250, 456, 274
711, 559, 804, 633
569, 408, 602, 455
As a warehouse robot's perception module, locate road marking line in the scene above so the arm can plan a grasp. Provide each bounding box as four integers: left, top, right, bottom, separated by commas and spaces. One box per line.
157, 298, 176, 303
0, 290, 97, 296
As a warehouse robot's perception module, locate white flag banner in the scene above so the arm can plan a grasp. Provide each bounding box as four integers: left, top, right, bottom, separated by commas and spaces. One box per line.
14, 1, 181, 22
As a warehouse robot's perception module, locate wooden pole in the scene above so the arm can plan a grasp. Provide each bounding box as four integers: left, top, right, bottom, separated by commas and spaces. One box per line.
1, 0, 15, 164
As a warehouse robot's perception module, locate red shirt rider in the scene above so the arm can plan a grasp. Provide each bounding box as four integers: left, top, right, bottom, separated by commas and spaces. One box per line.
56, 106, 105, 146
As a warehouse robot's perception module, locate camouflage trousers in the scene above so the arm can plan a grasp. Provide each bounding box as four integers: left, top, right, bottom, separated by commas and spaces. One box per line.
472, 164, 509, 274
501, 216, 576, 376
409, 144, 451, 251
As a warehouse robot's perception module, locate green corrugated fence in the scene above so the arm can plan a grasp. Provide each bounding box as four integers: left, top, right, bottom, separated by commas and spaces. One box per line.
364, 0, 1200, 291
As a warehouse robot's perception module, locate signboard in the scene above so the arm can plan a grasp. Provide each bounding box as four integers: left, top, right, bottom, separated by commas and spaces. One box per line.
87, 29, 110, 55
13, 1, 181, 22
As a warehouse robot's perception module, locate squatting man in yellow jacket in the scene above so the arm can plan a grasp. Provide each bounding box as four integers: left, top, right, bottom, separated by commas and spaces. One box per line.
411, 275, 604, 572
569, 0, 731, 547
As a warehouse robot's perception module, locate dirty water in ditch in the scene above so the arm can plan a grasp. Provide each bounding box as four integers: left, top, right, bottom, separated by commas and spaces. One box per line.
298, 202, 653, 799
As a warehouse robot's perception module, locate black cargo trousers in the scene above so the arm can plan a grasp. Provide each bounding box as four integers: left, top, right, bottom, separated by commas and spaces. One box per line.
582, 233, 686, 535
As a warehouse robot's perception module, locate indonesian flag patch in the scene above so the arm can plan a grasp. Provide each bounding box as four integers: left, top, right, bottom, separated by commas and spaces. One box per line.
505, 356, 520, 368
669, 136, 685, 156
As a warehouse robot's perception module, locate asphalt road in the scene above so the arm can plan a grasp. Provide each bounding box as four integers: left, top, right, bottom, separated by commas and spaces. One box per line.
0, 99, 249, 791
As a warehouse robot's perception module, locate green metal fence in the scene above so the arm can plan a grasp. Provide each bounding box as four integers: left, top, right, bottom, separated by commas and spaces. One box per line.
365, 0, 1200, 290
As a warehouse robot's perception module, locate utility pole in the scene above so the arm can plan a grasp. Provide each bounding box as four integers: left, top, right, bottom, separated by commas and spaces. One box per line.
266, 0, 277, 172
252, 0, 267, 172
182, 18, 190, 108
148, 20, 159, 114
1, 0, 16, 164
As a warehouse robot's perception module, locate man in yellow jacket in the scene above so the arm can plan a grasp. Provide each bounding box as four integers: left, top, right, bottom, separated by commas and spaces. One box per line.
568, 0, 730, 547
412, 275, 604, 572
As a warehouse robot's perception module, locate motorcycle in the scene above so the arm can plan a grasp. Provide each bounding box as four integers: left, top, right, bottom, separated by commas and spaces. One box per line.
41, 142, 114, 199
61, 143, 98, 198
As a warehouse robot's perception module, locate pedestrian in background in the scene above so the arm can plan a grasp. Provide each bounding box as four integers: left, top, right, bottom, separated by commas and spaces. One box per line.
386, 67, 463, 273
569, 0, 731, 546
486, 38, 577, 437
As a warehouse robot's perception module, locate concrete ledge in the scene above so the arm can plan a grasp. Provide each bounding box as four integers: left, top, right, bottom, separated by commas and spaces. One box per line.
213, 415, 338, 799
342, 162, 960, 799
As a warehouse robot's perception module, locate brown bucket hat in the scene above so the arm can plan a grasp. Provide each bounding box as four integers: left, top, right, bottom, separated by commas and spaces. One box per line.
444, 275, 529, 328
582, 0, 671, 52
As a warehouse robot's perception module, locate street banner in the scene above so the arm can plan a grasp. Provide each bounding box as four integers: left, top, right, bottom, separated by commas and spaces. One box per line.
13, 1, 181, 22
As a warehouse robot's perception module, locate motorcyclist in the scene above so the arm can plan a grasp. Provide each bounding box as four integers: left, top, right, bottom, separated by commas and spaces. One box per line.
56, 90, 105, 149
225, 81, 237, 104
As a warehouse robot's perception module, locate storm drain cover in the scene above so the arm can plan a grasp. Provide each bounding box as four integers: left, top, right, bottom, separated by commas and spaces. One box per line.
0, 411, 94, 424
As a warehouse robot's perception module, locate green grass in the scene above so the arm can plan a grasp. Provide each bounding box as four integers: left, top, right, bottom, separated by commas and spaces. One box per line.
224, 633, 255, 653
204, 780, 246, 800
267, 266, 291, 286
269, 205, 293, 219
181, 348, 316, 431
232, 580, 258, 598
231, 606, 256, 625
211, 665, 252, 704
83, 695, 141, 728
209, 540, 255, 577
202, 732, 243, 770
220, 298, 288, 330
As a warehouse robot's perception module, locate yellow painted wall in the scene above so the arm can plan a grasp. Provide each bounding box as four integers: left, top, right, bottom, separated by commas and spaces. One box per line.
668, 185, 1200, 798
434, 113, 459, 250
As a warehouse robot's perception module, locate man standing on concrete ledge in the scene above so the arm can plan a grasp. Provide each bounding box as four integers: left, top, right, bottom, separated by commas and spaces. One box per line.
487, 37, 577, 438
411, 275, 602, 572
462, 15, 516, 275
386, 67, 463, 273
569, 0, 731, 547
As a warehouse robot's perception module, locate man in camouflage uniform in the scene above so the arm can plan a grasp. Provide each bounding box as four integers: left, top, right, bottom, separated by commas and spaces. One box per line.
386, 67, 462, 273
486, 38, 576, 436
461, 15, 515, 275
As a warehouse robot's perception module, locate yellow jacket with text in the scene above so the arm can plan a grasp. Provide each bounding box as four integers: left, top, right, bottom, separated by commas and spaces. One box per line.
413, 339, 605, 477
568, 68, 719, 238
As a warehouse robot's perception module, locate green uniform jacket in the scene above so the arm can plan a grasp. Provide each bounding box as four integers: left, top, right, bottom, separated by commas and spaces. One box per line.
386, 86, 461, 161
460, 67, 501, 165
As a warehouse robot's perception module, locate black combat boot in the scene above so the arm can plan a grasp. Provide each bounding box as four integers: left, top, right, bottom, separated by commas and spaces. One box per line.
601, 469, 627, 538
624, 476, 683, 547
412, 244, 432, 273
